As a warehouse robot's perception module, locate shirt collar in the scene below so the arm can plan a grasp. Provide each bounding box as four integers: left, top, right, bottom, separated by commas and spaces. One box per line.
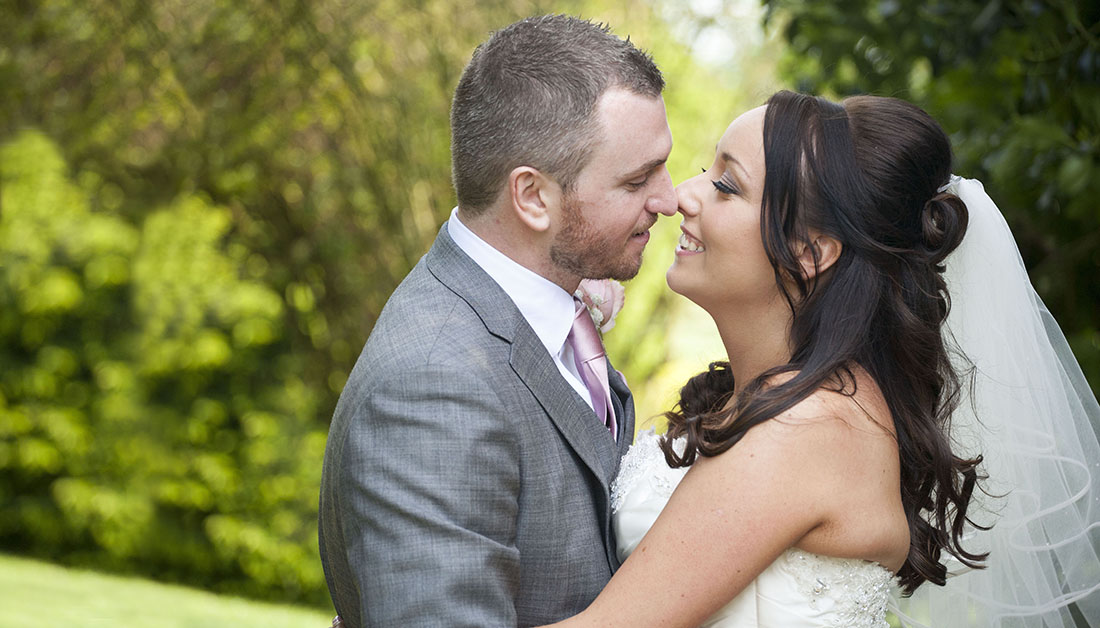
447, 208, 575, 358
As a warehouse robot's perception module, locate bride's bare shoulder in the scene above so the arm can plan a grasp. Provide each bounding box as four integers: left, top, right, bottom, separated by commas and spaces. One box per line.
713, 368, 901, 501
759, 366, 896, 440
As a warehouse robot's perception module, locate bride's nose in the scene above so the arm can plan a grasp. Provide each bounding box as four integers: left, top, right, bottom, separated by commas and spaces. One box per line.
675, 175, 703, 217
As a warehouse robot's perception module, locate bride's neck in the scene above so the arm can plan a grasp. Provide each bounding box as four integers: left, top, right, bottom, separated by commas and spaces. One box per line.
710, 301, 793, 394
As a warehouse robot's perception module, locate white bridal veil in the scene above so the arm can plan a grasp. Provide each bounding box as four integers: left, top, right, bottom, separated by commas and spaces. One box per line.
891, 176, 1100, 627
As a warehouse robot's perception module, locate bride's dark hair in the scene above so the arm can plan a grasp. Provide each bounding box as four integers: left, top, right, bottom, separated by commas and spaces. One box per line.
660, 90, 986, 594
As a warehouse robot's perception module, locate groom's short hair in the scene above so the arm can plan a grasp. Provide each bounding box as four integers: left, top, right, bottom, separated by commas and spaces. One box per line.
450, 15, 664, 214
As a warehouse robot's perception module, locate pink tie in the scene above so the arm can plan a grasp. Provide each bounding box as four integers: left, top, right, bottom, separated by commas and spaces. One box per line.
568, 297, 617, 440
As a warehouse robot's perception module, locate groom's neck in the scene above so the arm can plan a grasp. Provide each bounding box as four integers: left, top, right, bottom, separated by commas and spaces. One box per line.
456, 205, 579, 294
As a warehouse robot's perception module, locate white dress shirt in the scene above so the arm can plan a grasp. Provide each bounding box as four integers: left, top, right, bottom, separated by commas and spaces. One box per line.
447, 208, 594, 411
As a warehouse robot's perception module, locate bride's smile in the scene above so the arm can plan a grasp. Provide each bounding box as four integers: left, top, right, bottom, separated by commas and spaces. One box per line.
676, 227, 705, 253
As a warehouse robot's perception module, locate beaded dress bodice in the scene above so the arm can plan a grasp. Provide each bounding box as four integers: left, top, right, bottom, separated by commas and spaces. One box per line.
611, 429, 895, 628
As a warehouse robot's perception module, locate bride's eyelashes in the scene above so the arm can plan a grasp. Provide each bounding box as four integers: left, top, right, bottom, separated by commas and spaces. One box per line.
712, 175, 739, 196
699, 166, 741, 196
701, 167, 740, 195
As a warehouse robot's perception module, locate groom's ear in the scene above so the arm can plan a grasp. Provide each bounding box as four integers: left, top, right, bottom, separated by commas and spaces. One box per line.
508, 166, 561, 233
795, 231, 842, 280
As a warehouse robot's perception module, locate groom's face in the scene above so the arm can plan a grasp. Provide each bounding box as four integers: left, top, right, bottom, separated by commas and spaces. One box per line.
549, 88, 677, 282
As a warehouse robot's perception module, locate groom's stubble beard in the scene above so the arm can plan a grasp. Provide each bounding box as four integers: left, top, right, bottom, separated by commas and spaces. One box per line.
549, 192, 651, 282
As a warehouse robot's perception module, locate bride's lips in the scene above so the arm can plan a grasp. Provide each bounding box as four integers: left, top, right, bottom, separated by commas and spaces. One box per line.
676, 226, 705, 255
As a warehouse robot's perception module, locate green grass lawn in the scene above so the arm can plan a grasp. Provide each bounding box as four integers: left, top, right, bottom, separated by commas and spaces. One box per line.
0, 554, 334, 628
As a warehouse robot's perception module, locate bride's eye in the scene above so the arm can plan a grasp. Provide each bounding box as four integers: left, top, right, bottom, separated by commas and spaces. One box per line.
712, 175, 739, 195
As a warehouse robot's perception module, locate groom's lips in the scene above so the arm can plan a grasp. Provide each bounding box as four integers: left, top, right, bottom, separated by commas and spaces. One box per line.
630, 219, 656, 244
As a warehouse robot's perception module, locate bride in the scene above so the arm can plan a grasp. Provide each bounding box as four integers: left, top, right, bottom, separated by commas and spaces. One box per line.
544, 91, 1100, 627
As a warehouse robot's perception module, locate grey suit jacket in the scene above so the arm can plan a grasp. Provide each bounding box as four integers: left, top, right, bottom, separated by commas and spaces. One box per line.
319, 224, 635, 627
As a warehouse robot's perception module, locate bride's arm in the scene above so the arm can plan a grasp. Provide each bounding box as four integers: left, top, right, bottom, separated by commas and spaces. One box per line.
544, 393, 867, 628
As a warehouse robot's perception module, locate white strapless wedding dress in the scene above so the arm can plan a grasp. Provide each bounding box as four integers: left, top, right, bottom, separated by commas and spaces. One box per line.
611, 429, 896, 628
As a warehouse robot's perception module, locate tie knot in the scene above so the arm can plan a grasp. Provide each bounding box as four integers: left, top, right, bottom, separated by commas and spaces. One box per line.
570, 297, 605, 363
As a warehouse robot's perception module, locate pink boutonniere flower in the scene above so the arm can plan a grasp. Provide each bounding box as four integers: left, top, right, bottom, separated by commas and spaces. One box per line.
575, 278, 626, 334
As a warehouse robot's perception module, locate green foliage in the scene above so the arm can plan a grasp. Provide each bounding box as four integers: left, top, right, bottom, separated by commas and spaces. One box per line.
0, 129, 328, 602
763, 0, 1100, 392
0, 0, 503, 406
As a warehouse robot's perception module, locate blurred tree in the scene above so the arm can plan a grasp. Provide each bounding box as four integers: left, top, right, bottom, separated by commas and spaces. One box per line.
763, 0, 1100, 392
0, 0, 519, 408
1, 129, 327, 601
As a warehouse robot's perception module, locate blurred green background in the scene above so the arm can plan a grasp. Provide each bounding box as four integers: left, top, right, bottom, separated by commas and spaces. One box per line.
1, 0, 1096, 623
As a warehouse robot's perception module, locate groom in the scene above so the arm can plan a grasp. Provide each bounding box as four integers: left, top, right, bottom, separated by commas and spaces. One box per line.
318, 15, 676, 627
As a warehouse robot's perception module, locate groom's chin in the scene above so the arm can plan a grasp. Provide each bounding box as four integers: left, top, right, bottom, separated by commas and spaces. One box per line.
583, 251, 644, 283
607, 257, 643, 282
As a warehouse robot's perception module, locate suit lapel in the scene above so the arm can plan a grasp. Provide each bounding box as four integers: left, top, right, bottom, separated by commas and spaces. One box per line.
509, 325, 617, 486
425, 224, 616, 487
607, 366, 635, 478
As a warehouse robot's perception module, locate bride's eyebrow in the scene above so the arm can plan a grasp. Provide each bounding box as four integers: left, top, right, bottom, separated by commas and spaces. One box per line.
720, 151, 751, 183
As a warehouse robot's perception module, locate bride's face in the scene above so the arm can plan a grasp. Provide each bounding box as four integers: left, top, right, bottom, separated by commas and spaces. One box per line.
667, 106, 779, 313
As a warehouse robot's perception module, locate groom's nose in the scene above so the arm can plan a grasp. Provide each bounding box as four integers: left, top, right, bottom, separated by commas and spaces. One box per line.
644, 165, 677, 216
